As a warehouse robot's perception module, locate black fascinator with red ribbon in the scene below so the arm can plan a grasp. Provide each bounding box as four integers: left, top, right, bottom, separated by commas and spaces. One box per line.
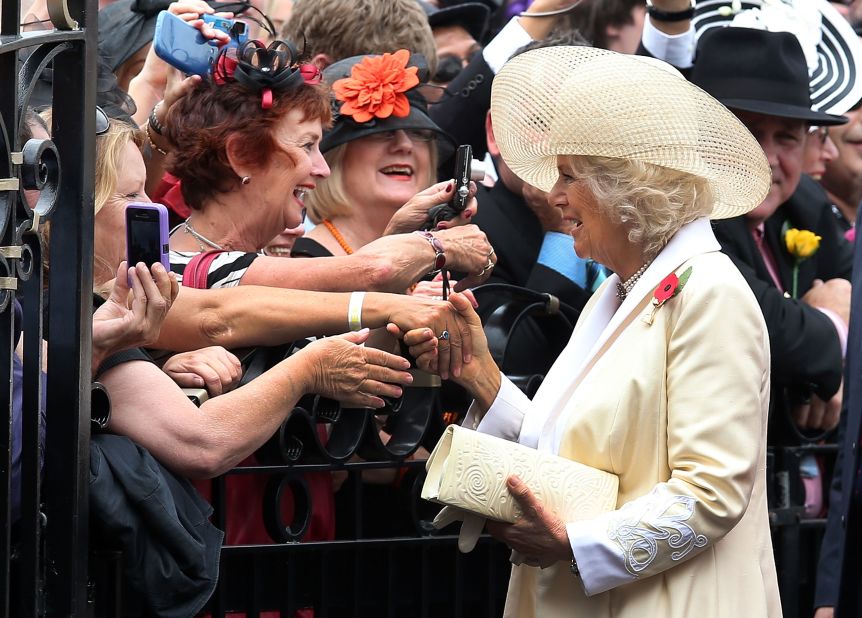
213, 39, 322, 109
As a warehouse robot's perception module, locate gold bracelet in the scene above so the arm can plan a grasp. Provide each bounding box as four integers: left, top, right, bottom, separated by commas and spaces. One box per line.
145, 122, 168, 157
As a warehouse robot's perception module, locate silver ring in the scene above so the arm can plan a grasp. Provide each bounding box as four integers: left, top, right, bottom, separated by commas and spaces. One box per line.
432, 295, 443, 300
488, 248, 495, 257
437, 330, 450, 341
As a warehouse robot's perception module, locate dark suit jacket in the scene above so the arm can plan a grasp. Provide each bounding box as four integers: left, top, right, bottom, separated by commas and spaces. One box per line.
473, 181, 590, 311
471, 181, 589, 378
815, 206, 862, 615
712, 176, 851, 406
430, 52, 494, 177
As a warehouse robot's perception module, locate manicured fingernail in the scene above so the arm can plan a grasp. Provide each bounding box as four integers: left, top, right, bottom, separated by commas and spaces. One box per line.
446, 182, 453, 192
464, 354, 472, 363
454, 367, 461, 378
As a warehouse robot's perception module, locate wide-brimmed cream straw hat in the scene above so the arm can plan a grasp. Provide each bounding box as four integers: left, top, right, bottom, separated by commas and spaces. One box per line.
490, 46, 772, 219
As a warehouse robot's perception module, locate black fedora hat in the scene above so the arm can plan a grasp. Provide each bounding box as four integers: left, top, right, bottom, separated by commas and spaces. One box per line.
692, 0, 862, 116
690, 27, 847, 126
418, 1, 491, 43
320, 51, 456, 157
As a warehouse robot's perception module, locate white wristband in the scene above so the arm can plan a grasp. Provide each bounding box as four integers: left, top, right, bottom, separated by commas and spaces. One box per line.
348, 291, 365, 331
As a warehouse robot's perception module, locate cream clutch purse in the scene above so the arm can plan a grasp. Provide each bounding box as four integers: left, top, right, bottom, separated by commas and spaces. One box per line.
422, 425, 619, 553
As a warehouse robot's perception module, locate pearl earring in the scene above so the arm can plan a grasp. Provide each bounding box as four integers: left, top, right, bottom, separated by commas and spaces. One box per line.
241, 176, 251, 185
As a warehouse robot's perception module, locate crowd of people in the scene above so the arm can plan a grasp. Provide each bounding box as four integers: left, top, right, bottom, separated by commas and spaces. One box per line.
12, 0, 862, 615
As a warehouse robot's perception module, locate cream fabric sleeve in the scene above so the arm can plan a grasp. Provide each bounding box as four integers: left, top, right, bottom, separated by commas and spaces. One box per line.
463, 374, 531, 443
567, 265, 769, 595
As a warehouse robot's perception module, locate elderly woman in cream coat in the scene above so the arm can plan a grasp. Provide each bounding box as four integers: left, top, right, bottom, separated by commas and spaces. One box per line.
398, 47, 782, 617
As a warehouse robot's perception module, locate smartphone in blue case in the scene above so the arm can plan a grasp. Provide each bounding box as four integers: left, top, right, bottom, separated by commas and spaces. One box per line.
153, 10, 219, 76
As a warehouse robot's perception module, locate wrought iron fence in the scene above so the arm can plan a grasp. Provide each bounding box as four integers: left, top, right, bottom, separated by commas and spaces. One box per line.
0, 0, 96, 615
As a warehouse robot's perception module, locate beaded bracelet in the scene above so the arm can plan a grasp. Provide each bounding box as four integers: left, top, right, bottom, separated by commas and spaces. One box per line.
145, 123, 168, 157
148, 102, 165, 135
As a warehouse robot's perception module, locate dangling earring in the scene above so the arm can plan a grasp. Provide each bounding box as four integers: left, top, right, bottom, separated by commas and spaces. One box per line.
241, 176, 251, 185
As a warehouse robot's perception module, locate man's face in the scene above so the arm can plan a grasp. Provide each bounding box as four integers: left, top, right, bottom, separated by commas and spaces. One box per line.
429, 24, 480, 96
735, 110, 806, 225
822, 105, 862, 199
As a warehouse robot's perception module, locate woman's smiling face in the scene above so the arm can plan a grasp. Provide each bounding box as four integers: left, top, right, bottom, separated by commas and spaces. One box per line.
548, 155, 628, 270
340, 129, 433, 214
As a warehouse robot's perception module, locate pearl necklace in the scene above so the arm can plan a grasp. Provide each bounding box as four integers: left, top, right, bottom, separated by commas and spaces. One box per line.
184, 217, 223, 251
616, 260, 652, 301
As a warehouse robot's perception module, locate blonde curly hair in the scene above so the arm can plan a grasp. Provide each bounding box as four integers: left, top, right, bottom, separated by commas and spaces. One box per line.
565, 155, 714, 260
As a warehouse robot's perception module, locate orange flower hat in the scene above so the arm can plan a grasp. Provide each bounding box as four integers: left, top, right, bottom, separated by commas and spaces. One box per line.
331, 49, 420, 123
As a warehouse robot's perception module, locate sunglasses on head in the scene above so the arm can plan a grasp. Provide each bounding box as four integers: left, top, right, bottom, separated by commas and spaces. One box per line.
96, 106, 109, 135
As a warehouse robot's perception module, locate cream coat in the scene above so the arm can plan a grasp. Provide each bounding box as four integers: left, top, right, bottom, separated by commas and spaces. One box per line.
466, 219, 781, 618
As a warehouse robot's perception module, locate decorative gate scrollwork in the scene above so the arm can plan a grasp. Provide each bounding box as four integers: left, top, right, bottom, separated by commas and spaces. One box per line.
1, 0, 97, 615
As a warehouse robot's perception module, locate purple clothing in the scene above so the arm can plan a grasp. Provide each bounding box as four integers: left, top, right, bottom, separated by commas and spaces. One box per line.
10, 301, 47, 522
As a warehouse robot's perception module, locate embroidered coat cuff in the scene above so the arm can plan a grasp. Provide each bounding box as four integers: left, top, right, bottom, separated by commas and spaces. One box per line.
567, 518, 632, 595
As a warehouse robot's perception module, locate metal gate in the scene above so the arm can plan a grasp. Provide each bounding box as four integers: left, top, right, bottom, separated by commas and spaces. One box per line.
0, 0, 96, 614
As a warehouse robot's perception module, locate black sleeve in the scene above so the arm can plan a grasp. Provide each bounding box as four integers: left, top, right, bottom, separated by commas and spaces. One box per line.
723, 251, 843, 400
290, 237, 334, 258
523, 263, 591, 312
815, 200, 854, 281
430, 53, 494, 175
95, 347, 153, 380
814, 407, 846, 609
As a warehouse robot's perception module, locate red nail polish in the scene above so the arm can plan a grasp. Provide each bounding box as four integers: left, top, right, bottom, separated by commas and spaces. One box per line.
446, 182, 453, 191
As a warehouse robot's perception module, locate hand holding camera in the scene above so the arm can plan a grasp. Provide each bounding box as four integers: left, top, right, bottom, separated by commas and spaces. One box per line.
382, 145, 486, 236
424, 145, 486, 230
153, 8, 247, 76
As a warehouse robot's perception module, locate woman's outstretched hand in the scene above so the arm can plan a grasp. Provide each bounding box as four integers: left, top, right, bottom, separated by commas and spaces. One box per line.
485, 476, 572, 569
392, 292, 488, 381
162, 346, 243, 396
300, 330, 413, 409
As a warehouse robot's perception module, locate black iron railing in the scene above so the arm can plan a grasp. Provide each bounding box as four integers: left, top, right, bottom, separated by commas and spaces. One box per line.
0, 0, 96, 615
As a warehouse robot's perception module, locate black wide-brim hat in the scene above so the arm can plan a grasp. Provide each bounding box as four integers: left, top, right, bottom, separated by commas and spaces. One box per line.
320, 53, 456, 158
691, 27, 847, 126
693, 0, 862, 118
419, 1, 491, 44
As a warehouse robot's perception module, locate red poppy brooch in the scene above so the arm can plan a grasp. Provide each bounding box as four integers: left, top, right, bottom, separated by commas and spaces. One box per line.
331, 49, 419, 123
644, 266, 692, 325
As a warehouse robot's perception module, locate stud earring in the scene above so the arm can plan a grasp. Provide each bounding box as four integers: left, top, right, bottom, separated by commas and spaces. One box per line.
241, 176, 251, 185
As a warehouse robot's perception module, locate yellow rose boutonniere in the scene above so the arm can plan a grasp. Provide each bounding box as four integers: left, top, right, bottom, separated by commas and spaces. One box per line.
783, 224, 821, 298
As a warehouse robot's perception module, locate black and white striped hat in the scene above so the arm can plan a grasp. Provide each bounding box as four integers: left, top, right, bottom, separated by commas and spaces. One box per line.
693, 0, 862, 115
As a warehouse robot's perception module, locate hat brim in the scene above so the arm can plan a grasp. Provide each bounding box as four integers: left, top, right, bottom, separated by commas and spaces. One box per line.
719, 98, 848, 126
693, 0, 862, 115
428, 3, 491, 43
321, 108, 456, 160
490, 47, 773, 220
